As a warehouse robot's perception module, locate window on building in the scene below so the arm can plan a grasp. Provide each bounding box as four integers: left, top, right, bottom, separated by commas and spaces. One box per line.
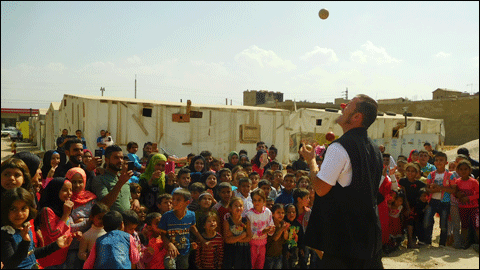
316, 119, 322, 126
142, 108, 152, 117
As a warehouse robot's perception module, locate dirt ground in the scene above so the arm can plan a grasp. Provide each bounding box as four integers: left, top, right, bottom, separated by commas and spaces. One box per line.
1, 137, 478, 268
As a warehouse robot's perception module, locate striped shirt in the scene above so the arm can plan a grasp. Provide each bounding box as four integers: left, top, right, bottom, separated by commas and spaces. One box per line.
195, 232, 224, 269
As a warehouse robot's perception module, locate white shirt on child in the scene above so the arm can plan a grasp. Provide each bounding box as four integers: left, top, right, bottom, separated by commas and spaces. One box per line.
245, 207, 274, 240
431, 172, 445, 200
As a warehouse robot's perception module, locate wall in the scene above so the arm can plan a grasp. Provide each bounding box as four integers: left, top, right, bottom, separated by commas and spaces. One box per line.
378, 96, 479, 145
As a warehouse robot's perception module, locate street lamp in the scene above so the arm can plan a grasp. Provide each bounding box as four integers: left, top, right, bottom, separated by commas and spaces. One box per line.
402, 107, 412, 127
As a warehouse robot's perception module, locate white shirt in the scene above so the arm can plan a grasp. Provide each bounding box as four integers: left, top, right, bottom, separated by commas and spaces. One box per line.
317, 142, 353, 187
431, 172, 445, 200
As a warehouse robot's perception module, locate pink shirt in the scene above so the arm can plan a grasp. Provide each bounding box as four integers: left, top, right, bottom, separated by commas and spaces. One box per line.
455, 177, 479, 208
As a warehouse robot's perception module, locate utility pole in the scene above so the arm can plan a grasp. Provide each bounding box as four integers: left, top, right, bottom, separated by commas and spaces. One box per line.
100, 87, 105, 96
342, 87, 348, 100
467, 83, 474, 94
135, 74, 137, 99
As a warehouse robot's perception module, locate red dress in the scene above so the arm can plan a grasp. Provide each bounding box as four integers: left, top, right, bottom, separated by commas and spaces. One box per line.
378, 176, 392, 244
388, 205, 403, 238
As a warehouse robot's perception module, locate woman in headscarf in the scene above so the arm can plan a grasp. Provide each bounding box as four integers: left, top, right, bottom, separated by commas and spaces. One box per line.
251, 149, 269, 178
139, 153, 167, 213
188, 155, 207, 184
407, 149, 419, 163
200, 170, 219, 201
37, 177, 83, 268
41, 150, 65, 189
64, 167, 96, 268
224, 151, 239, 170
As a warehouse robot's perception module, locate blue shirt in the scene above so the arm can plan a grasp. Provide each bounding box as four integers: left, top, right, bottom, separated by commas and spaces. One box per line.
275, 189, 294, 205
127, 153, 143, 169
95, 230, 132, 269
158, 210, 196, 255
96, 136, 105, 155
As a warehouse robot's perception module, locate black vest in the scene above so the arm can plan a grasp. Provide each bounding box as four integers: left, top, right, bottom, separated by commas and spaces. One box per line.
305, 127, 383, 259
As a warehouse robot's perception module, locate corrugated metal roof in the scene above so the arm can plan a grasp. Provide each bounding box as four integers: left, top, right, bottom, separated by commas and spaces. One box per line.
63, 94, 288, 112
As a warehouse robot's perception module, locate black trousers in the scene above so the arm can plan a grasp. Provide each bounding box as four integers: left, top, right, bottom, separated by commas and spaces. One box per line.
317, 250, 383, 269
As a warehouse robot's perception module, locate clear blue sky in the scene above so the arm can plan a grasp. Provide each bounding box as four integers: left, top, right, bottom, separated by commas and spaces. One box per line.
2, 1, 479, 109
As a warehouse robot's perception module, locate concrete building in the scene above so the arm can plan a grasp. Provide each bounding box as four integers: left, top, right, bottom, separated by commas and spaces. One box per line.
432, 88, 469, 100
243, 90, 284, 106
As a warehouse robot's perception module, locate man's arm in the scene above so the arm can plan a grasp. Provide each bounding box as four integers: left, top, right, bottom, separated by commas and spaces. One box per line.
299, 143, 333, 197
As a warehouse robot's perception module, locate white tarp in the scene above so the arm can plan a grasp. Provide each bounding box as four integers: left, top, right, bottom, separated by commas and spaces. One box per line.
445, 139, 479, 162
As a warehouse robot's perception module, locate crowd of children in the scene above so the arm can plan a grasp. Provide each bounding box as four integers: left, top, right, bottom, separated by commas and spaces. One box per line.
1, 138, 479, 269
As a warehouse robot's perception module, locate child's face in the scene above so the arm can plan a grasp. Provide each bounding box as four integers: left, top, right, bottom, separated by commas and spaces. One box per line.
230, 155, 239, 165
297, 195, 310, 208
419, 152, 429, 164
266, 199, 274, 210
260, 185, 271, 198
434, 156, 448, 170
172, 194, 189, 211
230, 200, 244, 216
219, 171, 232, 183
239, 156, 248, 164
154, 160, 166, 172
149, 216, 162, 234
249, 175, 260, 188
9, 199, 29, 229
32, 178, 41, 194
211, 162, 222, 172
219, 187, 232, 203
405, 166, 418, 180
271, 164, 280, 172
1, 168, 24, 190
124, 223, 138, 235
204, 216, 217, 232
394, 197, 403, 207
283, 176, 296, 191
251, 194, 265, 211
448, 162, 456, 172
244, 166, 253, 175
59, 181, 73, 202
158, 198, 173, 213
411, 152, 419, 161
239, 182, 251, 197
286, 168, 295, 174
199, 195, 214, 210
131, 188, 141, 201
51, 153, 61, 167
419, 193, 428, 203
191, 191, 201, 201
92, 212, 105, 227
128, 146, 138, 154
286, 206, 296, 221
136, 206, 147, 222
177, 173, 191, 188
383, 157, 390, 166
273, 207, 285, 222
397, 162, 406, 172
268, 149, 277, 161
456, 164, 472, 179
194, 159, 204, 172
205, 175, 217, 189
273, 173, 283, 186
70, 173, 84, 194
297, 179, 309, 189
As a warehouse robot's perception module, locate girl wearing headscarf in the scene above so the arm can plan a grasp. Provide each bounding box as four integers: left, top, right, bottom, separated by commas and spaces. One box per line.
224, 151, 239, 170
239, 154, 249, 166
188, 155, 207, 184
64, 167, 96, 268
251, 149, 269, 178
200, 170, 219, 201
407, 149, 419, 163
37, 177, 84, 268
139, 153, 167, 213
41, 150, 65, 189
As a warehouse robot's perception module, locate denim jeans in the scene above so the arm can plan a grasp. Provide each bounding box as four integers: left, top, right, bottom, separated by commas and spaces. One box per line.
424, 199, 450, 245
164, 252, 189, 269
264, 255, 283, 269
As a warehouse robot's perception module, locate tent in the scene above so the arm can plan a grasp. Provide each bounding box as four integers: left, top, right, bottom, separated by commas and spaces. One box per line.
289, 108, 445, 161
45, 102, 60, 151
57, 94, 291, 164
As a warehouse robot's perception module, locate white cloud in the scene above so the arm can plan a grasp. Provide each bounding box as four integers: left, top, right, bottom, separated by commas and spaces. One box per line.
435, 51, 451, 58
126, 55, 143, 65
351, 41, 401, 65
47, 63, 66, 72
234, 45, 296, 72
300, 46, 338, 64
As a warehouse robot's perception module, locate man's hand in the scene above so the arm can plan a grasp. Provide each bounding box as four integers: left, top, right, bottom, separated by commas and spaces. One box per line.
86, 157, 102, 171
299, 142, 317, 166
119, 169, 134, 185
166, 172, 177, 186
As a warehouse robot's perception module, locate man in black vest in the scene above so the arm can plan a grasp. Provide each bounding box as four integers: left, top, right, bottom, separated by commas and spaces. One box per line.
300, 94, 384, 268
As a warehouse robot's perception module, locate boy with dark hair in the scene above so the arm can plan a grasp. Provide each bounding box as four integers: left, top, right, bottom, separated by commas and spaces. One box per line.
210, 158, 222, 173
170, 168, 191, 194
418, 149, 436, 177
275, 173, 296, 205
159, 189, 207, 269
141, 212, 162, 244
127, 141, 146, 175
293, 188, 312, 269
285, 164, 295, 174
243, 162, 253, 175
217, 167, 237, 192
424, 151, 455, 246
157, 193, 173, 215
200, 150, 213, 170
187, 182, 206, 212
258, 179, 274, 200
78, 203, 109, 262
83, 210, 139, 268
235, 177, 254, 215
212, 182, 233, 230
